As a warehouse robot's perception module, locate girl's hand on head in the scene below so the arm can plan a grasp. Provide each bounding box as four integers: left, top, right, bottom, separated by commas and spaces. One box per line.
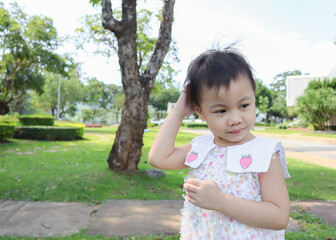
183, 178, 223, 211
173, 88, 195, 118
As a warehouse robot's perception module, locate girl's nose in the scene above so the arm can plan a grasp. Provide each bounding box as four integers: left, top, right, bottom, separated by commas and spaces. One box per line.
227, 112, 242, 126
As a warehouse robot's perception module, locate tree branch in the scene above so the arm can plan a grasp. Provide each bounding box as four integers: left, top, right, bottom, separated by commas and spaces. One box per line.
101, 0, 123, 34
141, 0, 175, 89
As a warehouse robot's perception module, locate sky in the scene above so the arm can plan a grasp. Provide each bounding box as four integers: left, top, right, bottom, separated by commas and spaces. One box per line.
5, 0, 336, 87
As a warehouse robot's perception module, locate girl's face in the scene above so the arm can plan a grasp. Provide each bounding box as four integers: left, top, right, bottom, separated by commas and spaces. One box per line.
196, 75, 256, 147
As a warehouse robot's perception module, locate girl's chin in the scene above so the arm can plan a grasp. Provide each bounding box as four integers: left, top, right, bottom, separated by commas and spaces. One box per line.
215, 133, 253, 146
215, 137, 245, 147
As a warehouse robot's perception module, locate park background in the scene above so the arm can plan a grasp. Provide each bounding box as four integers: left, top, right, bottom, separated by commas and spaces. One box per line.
1, 0, 336, 239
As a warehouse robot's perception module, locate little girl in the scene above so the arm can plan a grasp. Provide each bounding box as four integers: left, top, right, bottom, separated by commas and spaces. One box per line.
149, 47, 290, 239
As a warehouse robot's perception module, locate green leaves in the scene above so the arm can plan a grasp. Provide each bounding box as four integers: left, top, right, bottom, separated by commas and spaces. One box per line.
0, 1, 68, 114
31, 69, 85, 118
89, 0, 102, 6
296, 86, 336, 130
149, 85, 179, 119
258, 95, 270, 114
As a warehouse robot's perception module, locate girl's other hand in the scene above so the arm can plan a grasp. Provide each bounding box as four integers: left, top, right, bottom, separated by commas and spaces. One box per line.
173, 87, 195, 118
183, 178, 224, 211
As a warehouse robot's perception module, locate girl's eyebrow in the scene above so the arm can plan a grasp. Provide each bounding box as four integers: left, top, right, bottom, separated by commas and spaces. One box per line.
238, 96, 252, 102
210, 103, 226, 109
210, 96, 252, 109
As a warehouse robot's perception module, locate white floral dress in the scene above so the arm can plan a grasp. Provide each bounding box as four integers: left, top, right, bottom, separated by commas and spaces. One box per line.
180, 135, 290, 240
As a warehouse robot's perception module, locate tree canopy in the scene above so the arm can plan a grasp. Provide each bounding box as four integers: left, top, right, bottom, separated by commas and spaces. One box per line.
271, 70, 301, 97
296, 85, 336, 130
31, 64, 84, 118
0, 1, 67, 115
149, 84, 179, 119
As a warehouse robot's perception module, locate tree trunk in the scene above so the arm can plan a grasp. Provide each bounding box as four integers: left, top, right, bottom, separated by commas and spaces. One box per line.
103, 0, 175, 170
107, 86, 149, 170
0, 102, 10, 115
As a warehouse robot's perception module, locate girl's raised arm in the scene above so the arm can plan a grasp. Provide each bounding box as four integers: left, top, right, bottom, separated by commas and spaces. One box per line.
148, 90, 195, 170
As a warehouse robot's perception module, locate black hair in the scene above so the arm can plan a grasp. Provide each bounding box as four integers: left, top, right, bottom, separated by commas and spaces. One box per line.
184, 47, 256, 107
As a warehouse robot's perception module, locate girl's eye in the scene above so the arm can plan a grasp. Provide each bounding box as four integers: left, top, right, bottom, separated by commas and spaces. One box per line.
240, 104, 249, 109
215, 109, 226, 114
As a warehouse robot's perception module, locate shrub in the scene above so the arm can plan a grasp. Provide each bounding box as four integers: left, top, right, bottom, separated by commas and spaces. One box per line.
184, 123, 208, 128
329, 125, 336, 131
0, 114, 18, 124
0, 122, 16, 140
54, 123, 85, 139
18, 115, 55, 126
277, 124, 287, 130
14, 126, 77, 140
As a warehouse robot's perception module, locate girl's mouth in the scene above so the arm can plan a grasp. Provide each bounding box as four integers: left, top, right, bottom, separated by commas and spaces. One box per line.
230, 128, 244, 134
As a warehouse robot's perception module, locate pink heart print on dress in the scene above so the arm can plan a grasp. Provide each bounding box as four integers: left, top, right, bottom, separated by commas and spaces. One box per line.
240, 154, 252, 169
187, 151, 198, 163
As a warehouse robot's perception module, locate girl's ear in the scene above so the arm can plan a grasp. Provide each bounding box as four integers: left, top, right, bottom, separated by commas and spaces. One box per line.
195, 105, 205, 121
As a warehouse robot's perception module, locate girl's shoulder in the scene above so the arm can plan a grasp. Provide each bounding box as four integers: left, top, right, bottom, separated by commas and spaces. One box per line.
184, 134, 217, 168
227, 136, 290, 178
190, 134, 215, 145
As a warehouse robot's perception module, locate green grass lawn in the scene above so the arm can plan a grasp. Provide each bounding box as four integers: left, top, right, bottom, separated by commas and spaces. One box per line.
0, 126, 335, 239
286, 207, 336, 240
0, 127, 193, 203
286, 158, 336, 201
1, 126, 335, 203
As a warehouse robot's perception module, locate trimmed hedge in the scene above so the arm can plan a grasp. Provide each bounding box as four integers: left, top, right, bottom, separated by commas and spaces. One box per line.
18, 115, 55, 126
0, 114, 18, 124
184, 123, 208, 128
0, 123, 16, 140
54, 123, 85, 139
278, 124, 288, 129
329, 125, 336, 131
14, 126, 77, 140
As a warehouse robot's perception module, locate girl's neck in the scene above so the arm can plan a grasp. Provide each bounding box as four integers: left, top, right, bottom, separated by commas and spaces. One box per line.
213, 132, 256, 148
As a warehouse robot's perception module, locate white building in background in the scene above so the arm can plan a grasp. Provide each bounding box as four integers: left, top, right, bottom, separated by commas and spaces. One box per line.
286, 66, 336, 126
286, 75, 322, 107
286, 66, 336, 107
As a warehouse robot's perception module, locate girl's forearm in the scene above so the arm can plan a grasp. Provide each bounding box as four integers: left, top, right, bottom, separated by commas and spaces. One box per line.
216, 192, 289, 230
148, 108, 185, 168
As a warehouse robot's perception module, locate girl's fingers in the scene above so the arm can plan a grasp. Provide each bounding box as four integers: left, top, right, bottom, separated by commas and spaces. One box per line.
186, 195, 194, 203
187, 178, 201, 186
184, 183, 198, 193
186, 191, 197, 201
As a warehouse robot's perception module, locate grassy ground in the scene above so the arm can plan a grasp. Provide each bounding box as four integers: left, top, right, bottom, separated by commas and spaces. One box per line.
0, 127, 192, 203
286, 207, 336, 240
0, 126, 335, 239
1, 127, 335, 202
286, 158, 336, 201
